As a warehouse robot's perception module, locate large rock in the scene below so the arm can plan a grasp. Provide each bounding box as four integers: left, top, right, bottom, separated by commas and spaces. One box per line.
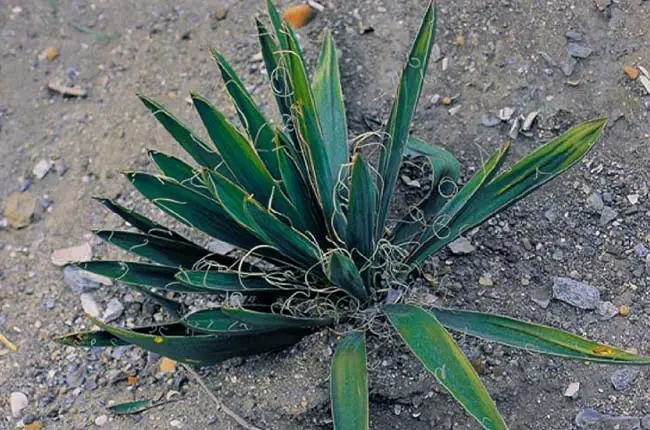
552, 277, 600, 309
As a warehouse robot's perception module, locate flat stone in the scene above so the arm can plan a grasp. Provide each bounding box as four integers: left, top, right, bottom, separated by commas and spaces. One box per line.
4, 192, 36, 229
66, 364, 86, 388
102, 298, 124, 323
611, 367, 640, 391
498, 107, 515, 121
552, 277, 600, 309
80, 293, 101, 317
600, 206, 618, 226
33, 158, 53, 180
447, 237, 475, 255
565, 30, 584, 42
10, 392, 28, 417
562, 55, 578, 76
480, 113, 501, 127
576, 408, 641, 429
63, 266, 102, 293
95, 414, 108, 426
588, 193, 605, 212
51, 242, 92, 266
568, 43, 593, 59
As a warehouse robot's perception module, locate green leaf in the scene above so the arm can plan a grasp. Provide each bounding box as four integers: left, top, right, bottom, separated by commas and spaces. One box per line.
274, 133, 327, 245
212, 49, 282, 179
408, 119, 607, 265
346, 154, 377, 261
125, 172, 261, 251
94, 198, 189, 243
55, 330, 129, 347
392, 136, 461, 244
283, 24, 345, 240
266, 0, 288, 51
326, 251, 369, 302
256, 18, 302, 157
376, 3, 437, 238
108, 399, 153, 415
78, 261, 207, 293
176, 269, 295, 296
222, 307, 333, 331
183, 307, 312, 335
93, 230, 216, 268
431, 307, 650, 364
89, 317, 306, 365
385, 304, 507, 430
331, 332, 368, 430
204, 169, 321, 269
149, 150, 211, 196
412, 141, 510, 246
312, 31, 348, 182
138, 94, 229, 174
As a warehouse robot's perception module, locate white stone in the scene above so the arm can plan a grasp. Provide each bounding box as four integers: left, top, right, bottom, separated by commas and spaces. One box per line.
33, 159, 53, 180
564, 382, 580, 398
95, 415, 108, 426
80, 293, 102, 317
10, 392, 28, 417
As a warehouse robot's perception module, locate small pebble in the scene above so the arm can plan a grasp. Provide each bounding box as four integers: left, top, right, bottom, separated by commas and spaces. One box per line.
45, 47, 59, 62
447, 237, 475, 255
102, 298, 124, 322
283, 3, 315, 29
567, 43, 593, 59
33, 159, 53, 180
564, 382, 580, 399
611, 367, 639, 391
619, 304, 630, 317
4, 192, 36, 229
80, 293, 101, 317
552, 277, 600, 310
95, 415, 108, 426
498, 107, 514, 121
624, 65, 640, 80
51, 242, 93, 266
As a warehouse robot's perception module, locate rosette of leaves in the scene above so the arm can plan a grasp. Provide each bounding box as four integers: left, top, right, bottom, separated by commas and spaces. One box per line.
56, 2, 649, 429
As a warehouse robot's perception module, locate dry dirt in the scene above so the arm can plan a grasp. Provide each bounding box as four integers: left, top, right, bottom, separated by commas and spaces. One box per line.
2, 0, 650, 429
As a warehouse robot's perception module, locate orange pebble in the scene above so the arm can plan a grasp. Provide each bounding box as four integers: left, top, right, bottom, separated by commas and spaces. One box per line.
283, 3, 316, 29
623, 65, 640, 80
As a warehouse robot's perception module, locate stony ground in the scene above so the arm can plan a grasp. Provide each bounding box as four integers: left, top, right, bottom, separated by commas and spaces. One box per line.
1, 0, 650, 429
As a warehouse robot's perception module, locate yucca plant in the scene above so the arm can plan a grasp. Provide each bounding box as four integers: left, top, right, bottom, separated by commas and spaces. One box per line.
56, 2, 650, 429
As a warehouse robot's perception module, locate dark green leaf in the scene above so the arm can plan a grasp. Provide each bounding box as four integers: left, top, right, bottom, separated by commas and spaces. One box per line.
55, 330, 129, 347
385, 304, 507, 430
212, 49, 282, 179
176, 268, 295, 295
138, 94, 230, 175
78, 261, 206, 293
312, 31, 348, 182
89, 317, 306, 365
94, 198, 189, 243
108, 399, 153, 415
376, 3, 437, 238
191, 93, 298, 222
331, 332, 368, 430
223, 307, 332, 331
204, 170, 321, 268
149, 150, 211, 196
431, 307, 650, 364
183, 307, 310, 335
125, 172, 261, 251
346, 154, 376, 261
94, 230, 215, 268
408, 119, 607, 265
392, 136, 461, 244
326, 251, 369, 302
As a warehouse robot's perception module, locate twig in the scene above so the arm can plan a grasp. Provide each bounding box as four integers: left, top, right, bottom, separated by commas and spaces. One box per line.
0, 332, 18, 352
182, 364, 264, 430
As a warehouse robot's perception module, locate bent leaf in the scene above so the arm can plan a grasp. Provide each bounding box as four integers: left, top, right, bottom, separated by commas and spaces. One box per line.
385, 304, 507, 430
431, 307, 650, 364
331, 332, 368, 430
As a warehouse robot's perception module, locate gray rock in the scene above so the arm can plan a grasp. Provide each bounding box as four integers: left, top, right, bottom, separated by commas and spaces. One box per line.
63, 265, 100, 293
66, 364, 86, 388
643, 97, 650, 112
562, 55, 578, 76
634, 243, 649, 260
568, 43, 593, 59
447, 237, 475, 255
552, 277, 600, 309
587, 193, 605, 212
539, 51, 557, 67
597, 301, 618, 320
480, 113, 501, 127
575, 409, 641, 429
600, 206, 618, 226
641, 416, 650, 429
102, 298, 124, 323
565, 30, 584, 42
611, 367, 640, 391
431, 43, 443, 62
